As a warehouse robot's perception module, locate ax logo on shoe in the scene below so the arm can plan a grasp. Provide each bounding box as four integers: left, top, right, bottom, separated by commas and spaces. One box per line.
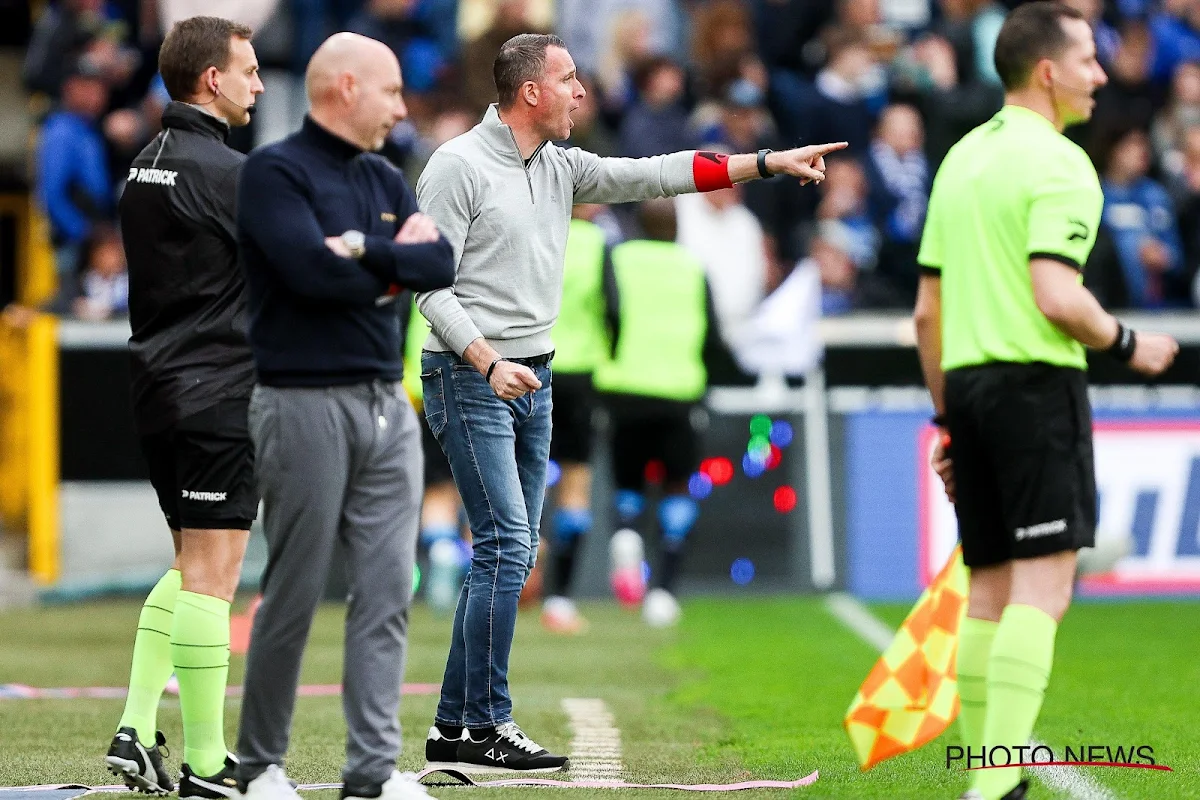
181, 489, 228, 502
485, 748, 508, 763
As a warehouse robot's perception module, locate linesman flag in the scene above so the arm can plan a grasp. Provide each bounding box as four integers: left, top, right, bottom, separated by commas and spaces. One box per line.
843, 546, 969, 770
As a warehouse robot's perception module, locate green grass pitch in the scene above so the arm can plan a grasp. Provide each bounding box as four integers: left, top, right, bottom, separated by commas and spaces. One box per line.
0, 596, 1196, 799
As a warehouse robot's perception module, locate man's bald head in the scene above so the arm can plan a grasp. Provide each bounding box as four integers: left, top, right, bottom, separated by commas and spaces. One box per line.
304, 32, 407, 151
306, 33, 396, 102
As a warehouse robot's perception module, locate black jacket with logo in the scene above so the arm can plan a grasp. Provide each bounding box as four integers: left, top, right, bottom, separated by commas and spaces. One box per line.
120, 102, 254, 434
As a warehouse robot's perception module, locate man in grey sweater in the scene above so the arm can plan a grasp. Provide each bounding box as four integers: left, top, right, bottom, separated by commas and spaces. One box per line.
416, 32, 845, 774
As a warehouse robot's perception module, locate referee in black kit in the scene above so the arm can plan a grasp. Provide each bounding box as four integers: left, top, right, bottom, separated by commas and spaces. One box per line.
233, 33, 453, 800
110, 15, 263, 796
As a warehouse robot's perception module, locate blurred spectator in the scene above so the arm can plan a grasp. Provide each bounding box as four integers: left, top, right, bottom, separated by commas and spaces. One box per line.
348, 0, 449, 94
1149, 0, 1200, 85
754, 0, 837, 79
1099, 127, 1186, 308
558, 0, 685, 79
618, 57, 696, 157
809, 220, 861, 315
459, 0, 554, 41
808, 28, 888, 153
690, 0, 757, 100
1087, 19, 1160, 142
1170, 125, 1200, 303
35, 61, 113, 284
815, 157, 879, 268
593, 9, 656, 125
1059, 0, 1120, 65
460, 0, 548, 113
1153, 61, 1200, 181
865, 103, 928, 301
74, 225, 129, 321
675, 181, 769, 354
23, 0, 138, 99
939, 0, 1005, 88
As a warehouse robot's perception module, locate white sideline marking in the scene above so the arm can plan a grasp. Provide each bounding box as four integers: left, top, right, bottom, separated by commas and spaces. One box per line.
562, 698, 626, 783
824, 593, 1117, 800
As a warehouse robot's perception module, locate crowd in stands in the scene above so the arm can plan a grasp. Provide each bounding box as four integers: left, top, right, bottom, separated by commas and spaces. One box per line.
17, 0, 1200, 339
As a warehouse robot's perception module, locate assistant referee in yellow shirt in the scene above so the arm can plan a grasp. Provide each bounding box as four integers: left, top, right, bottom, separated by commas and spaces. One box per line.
913, 4, 1178, 799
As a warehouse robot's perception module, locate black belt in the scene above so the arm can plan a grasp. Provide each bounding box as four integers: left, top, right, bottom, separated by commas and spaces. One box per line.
432, 350, 554, 368
506, 352, 554, 367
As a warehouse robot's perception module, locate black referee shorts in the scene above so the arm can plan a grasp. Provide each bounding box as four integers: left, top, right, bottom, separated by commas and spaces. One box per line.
607, 395, 699, 491
139, 398, 258, 531
945, 362, 1096, 568
549, 371, 596, 464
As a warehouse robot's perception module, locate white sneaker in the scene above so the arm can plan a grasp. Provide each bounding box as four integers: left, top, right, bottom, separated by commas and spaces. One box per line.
242, 765, 301, 800
343, 770, 430, 800
642, 588, 681, 628
541, 596, 586, 634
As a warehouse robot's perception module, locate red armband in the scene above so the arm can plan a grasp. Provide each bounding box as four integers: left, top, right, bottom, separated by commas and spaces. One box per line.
693, 151, 734, 192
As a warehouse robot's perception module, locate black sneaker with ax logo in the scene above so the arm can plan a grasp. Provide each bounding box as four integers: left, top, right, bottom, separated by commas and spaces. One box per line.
454, 722, 568, 774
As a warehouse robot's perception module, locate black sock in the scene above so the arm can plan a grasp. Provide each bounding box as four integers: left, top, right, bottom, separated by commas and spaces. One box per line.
436, 722, 464, 739
551, 538, 582, 596
658, 548, 683, 593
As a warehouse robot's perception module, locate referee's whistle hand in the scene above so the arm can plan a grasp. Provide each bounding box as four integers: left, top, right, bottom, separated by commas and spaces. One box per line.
489, 361, 541, 400
1129, 332, 1180, 376
931, 436, 955, 504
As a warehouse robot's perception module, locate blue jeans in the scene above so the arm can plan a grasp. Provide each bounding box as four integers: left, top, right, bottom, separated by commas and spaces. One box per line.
421, 350, 553, 728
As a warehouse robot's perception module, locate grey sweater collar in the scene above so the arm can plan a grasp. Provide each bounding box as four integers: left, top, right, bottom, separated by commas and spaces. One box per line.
478, 104, 546, 165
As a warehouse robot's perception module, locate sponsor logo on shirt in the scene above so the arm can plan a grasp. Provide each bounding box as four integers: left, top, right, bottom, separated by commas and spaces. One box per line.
181, 489, 227, 502
127, 167, 179, 186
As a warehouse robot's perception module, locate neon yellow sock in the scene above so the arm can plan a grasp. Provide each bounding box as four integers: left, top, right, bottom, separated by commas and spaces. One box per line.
171, 591, 231, 776
956, 616, 998, 753
971, 604, 1057, 800
118, 569, 181, 744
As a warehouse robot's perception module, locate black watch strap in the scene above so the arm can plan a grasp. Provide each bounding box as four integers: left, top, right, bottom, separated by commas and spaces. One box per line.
756, 148, 774, 179
1107, 321, 1137, 362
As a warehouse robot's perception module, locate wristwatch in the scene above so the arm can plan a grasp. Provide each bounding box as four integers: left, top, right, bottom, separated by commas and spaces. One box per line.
341, 230, 366, 259
756, 148, 774, 179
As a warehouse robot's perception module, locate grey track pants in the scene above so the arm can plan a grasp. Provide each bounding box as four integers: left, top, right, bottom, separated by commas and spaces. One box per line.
236, 380, 422, 786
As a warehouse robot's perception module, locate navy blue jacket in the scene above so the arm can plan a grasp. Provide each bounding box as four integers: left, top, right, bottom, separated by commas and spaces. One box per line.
238, 117, 454, 387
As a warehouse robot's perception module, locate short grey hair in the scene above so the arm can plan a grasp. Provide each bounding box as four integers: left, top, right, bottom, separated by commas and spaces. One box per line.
493, 33, 567, 108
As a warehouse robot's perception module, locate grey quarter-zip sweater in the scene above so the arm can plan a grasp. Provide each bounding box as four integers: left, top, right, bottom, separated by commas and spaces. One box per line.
414, 104, 697, 358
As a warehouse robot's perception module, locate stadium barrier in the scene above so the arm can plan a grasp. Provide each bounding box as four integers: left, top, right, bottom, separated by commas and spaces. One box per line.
0, 313, 60, 584
0, 194, 59, 585
20, 313, 1200, 600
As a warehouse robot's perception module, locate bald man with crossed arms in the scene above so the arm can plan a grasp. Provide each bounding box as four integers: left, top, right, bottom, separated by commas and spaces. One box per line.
233, 33, 454, 800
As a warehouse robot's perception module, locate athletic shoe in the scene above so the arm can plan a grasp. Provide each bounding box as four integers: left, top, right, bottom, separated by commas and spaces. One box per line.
642, 588, 681, 628
240, 764, 301, 800
180, 753, 240, 798
958, 779, 1029, 800
541, 596, 587, 634
342, 770, 430, 800
105, 727, 174, 795
424, 725, 468, 768
455, 722, 569, 774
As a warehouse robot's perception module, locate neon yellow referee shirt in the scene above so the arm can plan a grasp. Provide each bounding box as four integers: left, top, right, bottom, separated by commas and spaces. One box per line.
917, 104, 1103, 371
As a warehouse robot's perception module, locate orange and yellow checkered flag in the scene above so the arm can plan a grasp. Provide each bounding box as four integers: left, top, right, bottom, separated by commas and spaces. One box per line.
843, 546, 969, 770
